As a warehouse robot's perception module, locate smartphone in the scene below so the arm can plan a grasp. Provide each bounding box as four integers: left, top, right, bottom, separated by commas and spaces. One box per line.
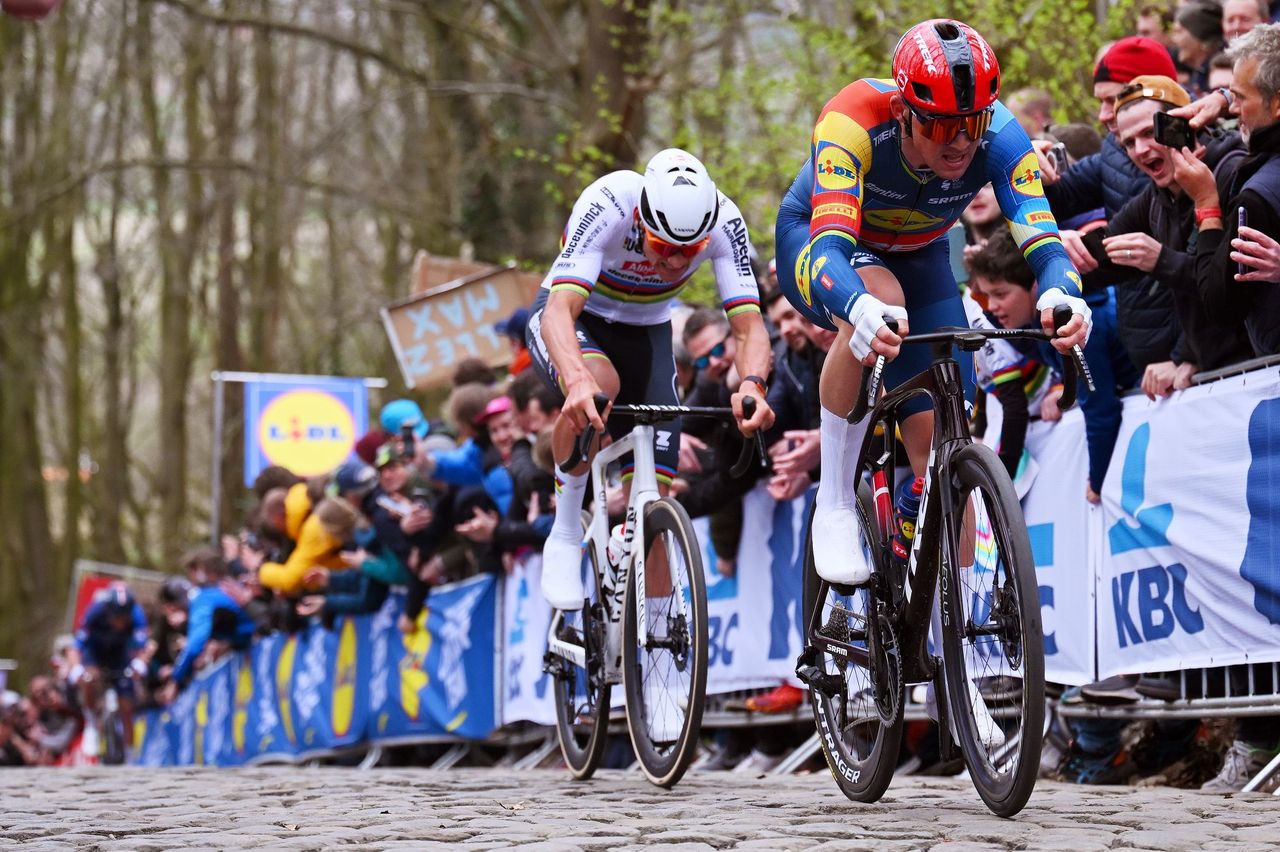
1078, 228, 1128, 282
1153, 111, 1195, 150
400, 422, 418, 460
376, 493, 415, 517
1046, 142, 1069, 174
1238, 207, 1248, 278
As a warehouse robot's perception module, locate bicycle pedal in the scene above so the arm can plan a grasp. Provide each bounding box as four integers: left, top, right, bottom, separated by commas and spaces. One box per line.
796, 664, 843, 696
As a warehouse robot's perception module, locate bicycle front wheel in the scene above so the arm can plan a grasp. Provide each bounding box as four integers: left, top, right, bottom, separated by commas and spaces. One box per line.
550, 512, 611, 779
938, 442, 1044, 817
623, 497, 708, 788
802, 483, 904, 803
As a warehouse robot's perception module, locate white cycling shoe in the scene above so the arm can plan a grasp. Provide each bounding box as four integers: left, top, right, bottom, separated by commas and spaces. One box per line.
540, 534, 585, 611
812, 505, 872, 586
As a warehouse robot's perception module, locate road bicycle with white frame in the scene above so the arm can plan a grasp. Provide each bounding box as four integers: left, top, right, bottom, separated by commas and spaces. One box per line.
543, 393, 764, 787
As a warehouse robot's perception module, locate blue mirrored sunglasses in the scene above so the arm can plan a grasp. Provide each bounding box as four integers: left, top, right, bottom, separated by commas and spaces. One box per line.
693, 334, 730, 370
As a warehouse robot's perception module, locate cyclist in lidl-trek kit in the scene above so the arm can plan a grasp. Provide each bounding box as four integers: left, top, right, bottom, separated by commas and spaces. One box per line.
528, 148, 774, 611
774, 19, 1091, 588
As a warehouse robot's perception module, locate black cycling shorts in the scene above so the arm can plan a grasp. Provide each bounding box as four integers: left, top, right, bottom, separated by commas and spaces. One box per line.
527, 288, 681, 483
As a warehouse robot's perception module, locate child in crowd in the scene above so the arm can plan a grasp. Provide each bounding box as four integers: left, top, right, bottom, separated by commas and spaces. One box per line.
963, 230, 1062, 483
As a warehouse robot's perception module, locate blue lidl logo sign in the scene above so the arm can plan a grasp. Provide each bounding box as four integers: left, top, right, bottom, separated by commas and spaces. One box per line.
244, 377, 368, 486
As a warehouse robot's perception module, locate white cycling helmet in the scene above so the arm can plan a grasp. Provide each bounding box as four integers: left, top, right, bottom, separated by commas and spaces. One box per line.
639, 148, 720, 244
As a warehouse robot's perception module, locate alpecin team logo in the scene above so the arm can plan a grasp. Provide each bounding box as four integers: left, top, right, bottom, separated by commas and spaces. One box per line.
258, 389, 356, 477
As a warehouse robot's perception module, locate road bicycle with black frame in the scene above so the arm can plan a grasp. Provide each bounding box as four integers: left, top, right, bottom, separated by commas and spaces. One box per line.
795, 305, 1092, 817
543, 393, 764, 788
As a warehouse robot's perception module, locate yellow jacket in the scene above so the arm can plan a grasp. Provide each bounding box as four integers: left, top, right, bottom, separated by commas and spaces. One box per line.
258, 488, 349, 596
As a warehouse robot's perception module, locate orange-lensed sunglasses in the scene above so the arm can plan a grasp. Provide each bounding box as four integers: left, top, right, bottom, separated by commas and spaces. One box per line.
643, 227, 711, 260
909, 104, 994, 144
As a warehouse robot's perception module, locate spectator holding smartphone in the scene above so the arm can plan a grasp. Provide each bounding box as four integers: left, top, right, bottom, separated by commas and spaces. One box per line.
1176, 25, 1280, 357
1099, 75, 1251, 393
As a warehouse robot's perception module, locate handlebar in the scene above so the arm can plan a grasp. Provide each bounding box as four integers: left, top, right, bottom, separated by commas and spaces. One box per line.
556, 392, 767, 479
847, 306, 1094, 425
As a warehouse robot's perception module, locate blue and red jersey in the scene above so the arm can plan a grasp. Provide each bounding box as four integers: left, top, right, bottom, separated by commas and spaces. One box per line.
782, 78, 1082, 315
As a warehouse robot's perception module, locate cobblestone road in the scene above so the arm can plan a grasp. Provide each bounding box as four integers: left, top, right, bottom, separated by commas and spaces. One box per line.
1, 767, 1275, 850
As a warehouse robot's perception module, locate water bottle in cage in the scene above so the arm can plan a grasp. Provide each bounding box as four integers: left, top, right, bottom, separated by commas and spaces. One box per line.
607, 523, 629, 567
891, 477, 924, 569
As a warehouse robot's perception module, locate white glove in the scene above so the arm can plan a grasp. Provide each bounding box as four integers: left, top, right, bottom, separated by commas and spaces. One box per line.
847, 294, 909, 362
67, 664, 86, 685
1035, 289, 1093, 344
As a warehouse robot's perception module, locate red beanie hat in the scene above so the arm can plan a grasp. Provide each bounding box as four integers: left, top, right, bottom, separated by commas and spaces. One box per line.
1093, 37, 1177, 84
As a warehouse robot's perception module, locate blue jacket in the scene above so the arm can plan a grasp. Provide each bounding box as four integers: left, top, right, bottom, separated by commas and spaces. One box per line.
171, 586, 255, 685
431, 439, 514, 515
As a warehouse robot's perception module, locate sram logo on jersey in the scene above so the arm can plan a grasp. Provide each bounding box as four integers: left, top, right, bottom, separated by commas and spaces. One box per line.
560, 201, 607, 258
815, 143, 860, 192
722, 217, 751, 277
1010, 153, 1045, 198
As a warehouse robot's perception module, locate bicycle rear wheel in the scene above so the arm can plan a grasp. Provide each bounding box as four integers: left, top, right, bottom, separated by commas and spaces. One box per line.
102, 688, 126, 766
623, 497, 708, 788
938, 442, 1044, 817
801, 483, 903, 803
549, 512, 611, 779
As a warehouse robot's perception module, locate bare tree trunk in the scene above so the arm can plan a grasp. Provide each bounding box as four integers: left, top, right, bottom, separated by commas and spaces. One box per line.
0, 20, 57, 673
137, 3, 205, 563
248, 1, 283, 372
213, 10, 244, 532
577, 0, 652, 169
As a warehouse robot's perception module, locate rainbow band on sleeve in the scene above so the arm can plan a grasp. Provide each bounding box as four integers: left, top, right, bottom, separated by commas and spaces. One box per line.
723, 295, 761, 318
1018, 231, 1063, 257
549, 276, 595, 299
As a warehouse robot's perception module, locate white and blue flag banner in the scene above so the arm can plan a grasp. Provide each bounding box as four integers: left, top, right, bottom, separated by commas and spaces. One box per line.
501, 553, 557, 726
699, 484, 813, 694
1097, 370, 1280, 677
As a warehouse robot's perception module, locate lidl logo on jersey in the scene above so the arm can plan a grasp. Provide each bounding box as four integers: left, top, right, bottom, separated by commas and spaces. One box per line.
244, 376, 368, 486
815, 142, 860, 192
1010, 152, 1045, 198
864, 207, 943, 232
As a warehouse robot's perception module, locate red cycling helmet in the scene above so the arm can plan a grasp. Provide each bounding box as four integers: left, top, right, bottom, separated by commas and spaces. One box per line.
892, 19, 1001, 117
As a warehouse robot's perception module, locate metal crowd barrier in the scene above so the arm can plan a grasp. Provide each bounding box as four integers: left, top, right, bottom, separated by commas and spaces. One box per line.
1056, 662, 1280, 793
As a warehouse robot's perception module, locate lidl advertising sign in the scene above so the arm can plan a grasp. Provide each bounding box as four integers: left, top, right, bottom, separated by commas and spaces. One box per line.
244, 376, 368, 485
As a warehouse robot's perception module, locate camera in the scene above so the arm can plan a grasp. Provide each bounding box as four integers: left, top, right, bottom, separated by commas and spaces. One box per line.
1046, 142, 1069, 175
400, 421, 418, 460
